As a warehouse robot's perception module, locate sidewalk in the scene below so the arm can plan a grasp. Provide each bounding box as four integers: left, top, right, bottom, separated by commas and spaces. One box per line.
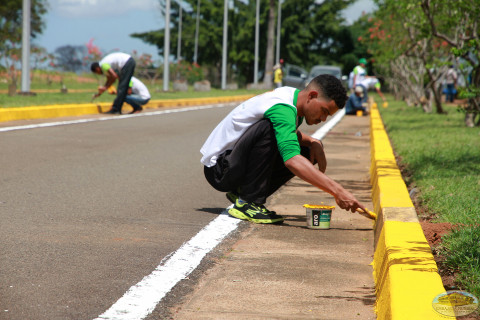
169, 115, 376, 319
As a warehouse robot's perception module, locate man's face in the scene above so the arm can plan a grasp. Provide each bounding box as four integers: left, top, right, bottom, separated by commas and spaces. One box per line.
303, 93, 339, 125
93, 67, 103, 75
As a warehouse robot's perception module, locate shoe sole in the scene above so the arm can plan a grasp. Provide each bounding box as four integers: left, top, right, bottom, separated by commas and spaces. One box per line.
228, 208, 284, 224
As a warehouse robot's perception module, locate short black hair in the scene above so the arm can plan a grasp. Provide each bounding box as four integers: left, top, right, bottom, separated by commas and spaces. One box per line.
307, 74, 348, 109
90, 62, 100, 73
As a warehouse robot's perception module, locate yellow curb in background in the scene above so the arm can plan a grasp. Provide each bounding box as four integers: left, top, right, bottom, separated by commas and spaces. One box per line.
369, 104, 453, 319
0, 95, 255, 123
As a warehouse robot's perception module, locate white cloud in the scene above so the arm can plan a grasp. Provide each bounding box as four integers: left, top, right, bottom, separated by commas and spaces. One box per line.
342, 0, 376, 24
52, 0, 159, 18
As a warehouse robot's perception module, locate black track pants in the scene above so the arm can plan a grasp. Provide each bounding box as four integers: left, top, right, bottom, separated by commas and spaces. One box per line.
204, 119, 309, 204
112, 57, 136, 111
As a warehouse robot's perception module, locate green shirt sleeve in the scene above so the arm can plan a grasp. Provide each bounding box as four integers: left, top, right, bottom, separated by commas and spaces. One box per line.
264, 104, 300, 162
101, 63, 111, 73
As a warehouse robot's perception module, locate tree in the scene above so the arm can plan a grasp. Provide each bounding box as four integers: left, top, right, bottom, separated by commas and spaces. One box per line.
131, 0, 355, 87
132, 0, 229, 86
366, 0, 480, 124
364, 0, 451, 114
280, 0, 354, 70
0, 0, 48, 84
421, 0, 480, 126
54, 45, 88, 73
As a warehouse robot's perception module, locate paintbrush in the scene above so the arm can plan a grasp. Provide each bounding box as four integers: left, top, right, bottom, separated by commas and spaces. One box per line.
356, 208, 377, 220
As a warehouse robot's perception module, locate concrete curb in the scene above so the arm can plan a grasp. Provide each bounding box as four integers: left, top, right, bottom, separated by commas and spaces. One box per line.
369, 103, 451, 319
0, 95, 255, 123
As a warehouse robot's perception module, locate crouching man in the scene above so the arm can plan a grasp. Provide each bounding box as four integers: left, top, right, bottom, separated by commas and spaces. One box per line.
200, 74, 367, 224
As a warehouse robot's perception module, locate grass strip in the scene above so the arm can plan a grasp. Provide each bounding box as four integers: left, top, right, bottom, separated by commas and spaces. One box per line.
1, 72, 266, 108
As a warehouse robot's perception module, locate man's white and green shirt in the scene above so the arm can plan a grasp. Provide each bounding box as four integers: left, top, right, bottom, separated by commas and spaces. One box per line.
99, 52, 131, 73
201, 87, 303, 167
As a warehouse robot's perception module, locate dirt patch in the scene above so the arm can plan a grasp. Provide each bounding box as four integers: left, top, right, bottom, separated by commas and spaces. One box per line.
420, 221, 454, 247
420, 220, 456, 289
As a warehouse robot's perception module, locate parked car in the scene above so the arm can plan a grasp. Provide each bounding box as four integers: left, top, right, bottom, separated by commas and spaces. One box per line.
303, 65, 347, 88
282, 64, 308, 89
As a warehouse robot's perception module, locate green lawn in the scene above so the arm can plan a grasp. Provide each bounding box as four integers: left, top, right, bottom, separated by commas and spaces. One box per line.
0, 71, 265, 108
378, 97, 480, 298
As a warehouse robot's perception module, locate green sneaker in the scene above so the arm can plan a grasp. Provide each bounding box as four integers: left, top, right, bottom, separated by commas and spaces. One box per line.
228, 199, 284, 224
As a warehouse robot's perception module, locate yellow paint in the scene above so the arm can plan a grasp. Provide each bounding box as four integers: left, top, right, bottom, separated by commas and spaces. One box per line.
356, 207, 377, 220
303, 204, 335, 209
373, 221, 449, 319
0, 95, 255, 123
369, 103, 451, 319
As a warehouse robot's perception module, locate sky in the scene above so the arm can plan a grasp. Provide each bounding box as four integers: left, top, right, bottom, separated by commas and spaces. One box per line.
35, 0, 376, 64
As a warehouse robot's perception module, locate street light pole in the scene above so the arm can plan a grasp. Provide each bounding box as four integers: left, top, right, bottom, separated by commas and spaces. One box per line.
194, 0, 200, 64
21, 0, 31, 93
177, 5, 182, 61
163, 0, 171, 91
275, 0, 281, 64
221, 0, 228, 90
254, 0, 259, 84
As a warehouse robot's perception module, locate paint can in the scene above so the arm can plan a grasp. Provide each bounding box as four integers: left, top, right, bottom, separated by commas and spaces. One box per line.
304, 204, 335, 229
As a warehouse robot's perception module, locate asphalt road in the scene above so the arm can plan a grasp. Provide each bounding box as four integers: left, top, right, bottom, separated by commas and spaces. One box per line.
0, 104, 238, 320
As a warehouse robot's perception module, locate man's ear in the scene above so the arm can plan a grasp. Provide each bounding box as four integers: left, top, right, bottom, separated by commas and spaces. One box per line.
308, 90, 319, 100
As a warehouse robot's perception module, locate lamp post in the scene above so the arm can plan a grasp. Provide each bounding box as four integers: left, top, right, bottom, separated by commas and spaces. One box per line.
254, 0, 260, 84
163, 0, 171, 91
193, 0, 201, 64
275, 0, 282, 64
221, 0, 228, 90
21, 0, 31, 94
177, 5, 182, 61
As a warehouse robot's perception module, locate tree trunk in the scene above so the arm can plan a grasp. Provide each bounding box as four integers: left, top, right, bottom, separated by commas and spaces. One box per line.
423, 57, 445, 114
8, 82, 17, 96
432, 85, 445, 114
262, 0, 275, 88
465, 112, 475, 127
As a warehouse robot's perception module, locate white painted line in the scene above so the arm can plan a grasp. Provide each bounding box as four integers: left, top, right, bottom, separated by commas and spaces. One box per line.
94, 211, 240, 320
0, 103, 234, 133
311, 108, 345, 140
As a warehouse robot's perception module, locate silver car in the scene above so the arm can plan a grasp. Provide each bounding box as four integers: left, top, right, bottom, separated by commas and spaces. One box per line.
304, 65, 347, 88
282, 64, 308, 89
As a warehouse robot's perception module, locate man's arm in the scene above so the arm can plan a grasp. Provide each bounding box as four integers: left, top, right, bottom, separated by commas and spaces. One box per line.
98, 68, 118, 94
284, 154, 366, 212
297, 130, 326, 173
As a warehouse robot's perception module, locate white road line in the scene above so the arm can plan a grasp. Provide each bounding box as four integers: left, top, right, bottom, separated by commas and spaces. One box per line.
0, 103, 234, 133
94, 211, 240, 320
311, 108, 345, 140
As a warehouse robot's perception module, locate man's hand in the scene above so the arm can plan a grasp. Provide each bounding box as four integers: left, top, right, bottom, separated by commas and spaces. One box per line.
334, 188, 366, 213
285, 155, 367, 213
309, 140, 327, 173
297, 131, 327, 173
98, 86, 107, 94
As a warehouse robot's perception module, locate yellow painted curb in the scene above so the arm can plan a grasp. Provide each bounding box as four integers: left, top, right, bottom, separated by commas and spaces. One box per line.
0, 95, 255, 123
369, 104, 451, 319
